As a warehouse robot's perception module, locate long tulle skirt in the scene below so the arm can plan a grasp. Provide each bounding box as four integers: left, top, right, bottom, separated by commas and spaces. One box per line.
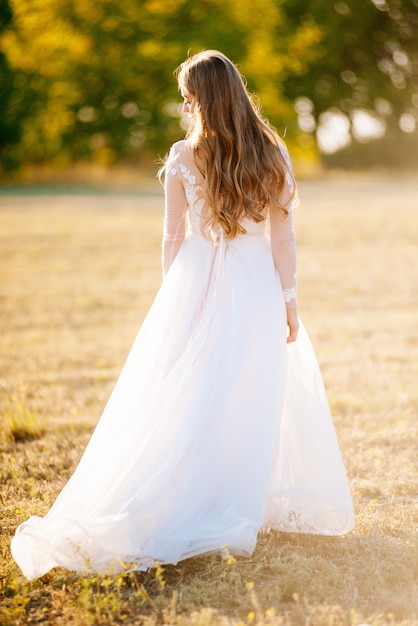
11, 231, 354, 580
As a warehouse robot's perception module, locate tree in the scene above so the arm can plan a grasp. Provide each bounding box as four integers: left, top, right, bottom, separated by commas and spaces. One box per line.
281, 0, 418, 153
0, 0, 324, 170
0, 0, 417, 173
0, 0, 22, 170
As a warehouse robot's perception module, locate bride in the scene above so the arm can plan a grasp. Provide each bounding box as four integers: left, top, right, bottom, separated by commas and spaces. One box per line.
12, 50, 354, 581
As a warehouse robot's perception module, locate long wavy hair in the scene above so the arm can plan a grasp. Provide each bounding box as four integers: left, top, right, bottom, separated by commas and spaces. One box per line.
169, 50, 296, 239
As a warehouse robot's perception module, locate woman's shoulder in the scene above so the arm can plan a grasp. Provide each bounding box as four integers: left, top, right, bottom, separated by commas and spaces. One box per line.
167, 140, 202, 180
168, 139, 190, 160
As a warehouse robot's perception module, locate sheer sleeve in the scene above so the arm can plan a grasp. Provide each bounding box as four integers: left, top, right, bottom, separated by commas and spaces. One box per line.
162, 143, 188, 277
269, 146, 299, 309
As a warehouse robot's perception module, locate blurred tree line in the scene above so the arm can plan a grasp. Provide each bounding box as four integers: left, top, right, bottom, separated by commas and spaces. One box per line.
0, 0, 417, 175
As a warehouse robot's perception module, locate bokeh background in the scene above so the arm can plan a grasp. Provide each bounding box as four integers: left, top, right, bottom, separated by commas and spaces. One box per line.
1, 0, 418, 180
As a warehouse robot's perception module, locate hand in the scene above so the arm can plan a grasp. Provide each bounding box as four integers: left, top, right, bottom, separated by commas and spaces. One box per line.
286, 306, 299, 344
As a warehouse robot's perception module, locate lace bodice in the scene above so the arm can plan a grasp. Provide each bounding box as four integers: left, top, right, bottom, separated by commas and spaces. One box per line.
162, 140, 298, 307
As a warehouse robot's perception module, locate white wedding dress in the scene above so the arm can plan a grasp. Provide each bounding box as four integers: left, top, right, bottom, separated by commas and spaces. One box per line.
12, 141, 354, 580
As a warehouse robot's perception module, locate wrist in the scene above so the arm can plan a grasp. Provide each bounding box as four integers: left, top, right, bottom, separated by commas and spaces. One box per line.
286, 299, 298, 311
282, 283, 297, 306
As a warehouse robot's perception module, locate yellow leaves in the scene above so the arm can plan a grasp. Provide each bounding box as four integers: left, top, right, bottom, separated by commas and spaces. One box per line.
2, 0, 91, 75
49, 81, 70, 98
0, 0, 325, 165
103, 17, 120, 33
145, 0, 186, 15
227, 0, 282, 30
137, 39, 163, 59
70, 1, 104, 23
136, 39, 181, 63
245, 40, 284, 77
0, 30, 16, 62
286, 23, 324, 75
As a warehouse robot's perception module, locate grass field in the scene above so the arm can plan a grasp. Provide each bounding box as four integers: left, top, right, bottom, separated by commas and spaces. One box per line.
0, 174, 417, 625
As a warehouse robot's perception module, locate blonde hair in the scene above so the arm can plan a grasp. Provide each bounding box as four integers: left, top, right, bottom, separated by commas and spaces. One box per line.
167, 50, 296, 239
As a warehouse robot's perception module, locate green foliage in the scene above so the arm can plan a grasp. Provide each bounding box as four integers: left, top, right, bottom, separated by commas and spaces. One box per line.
0, 0, 20, 170
0, 0, 417, 172
283, 0, 418, 113
282, 0, 418, 162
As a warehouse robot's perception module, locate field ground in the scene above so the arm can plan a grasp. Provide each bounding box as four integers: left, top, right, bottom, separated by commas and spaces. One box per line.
0, 174, 417, 625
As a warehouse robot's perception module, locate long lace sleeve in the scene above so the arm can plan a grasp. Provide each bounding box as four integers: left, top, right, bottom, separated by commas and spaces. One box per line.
162, 144, 188, 276
269, 148, 299, 309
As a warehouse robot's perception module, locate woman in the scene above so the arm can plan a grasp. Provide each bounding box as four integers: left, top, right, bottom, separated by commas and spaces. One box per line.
12, 51, 354, 580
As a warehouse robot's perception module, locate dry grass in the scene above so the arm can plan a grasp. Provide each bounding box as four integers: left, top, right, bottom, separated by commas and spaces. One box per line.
0, 174, 417, 625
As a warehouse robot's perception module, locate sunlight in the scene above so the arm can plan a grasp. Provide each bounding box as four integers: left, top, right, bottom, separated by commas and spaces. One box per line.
316, 110, 351, 154
316, 108, 389, 153
351, 110, 386, 142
